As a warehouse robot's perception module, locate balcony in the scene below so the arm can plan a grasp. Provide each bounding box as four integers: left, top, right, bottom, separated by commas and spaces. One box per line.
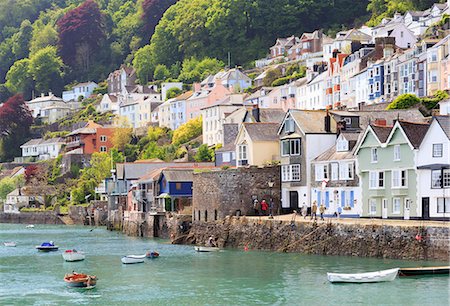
66, 140, 84, 149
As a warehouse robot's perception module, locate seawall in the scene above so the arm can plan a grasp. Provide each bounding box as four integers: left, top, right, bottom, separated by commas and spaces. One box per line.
0, 212, 65, 225
173, 217, 449, 261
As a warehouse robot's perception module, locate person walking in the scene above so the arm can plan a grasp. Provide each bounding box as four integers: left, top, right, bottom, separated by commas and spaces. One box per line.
319, 204, 326, 221
301, 203, 308, 219
261, 199, 268, 216
253, 199, 260, 216
311, 201, 318, 220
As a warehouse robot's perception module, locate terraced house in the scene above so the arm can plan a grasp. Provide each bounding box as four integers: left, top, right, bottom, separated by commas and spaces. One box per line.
355, 120, 430, 219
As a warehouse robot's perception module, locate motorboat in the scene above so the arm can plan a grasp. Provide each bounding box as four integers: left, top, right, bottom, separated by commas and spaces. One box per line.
4, 242, 16, 247
327, 268, 399, 283
194, 246, 220, 252
145, 251, 159, 259
36, 242, 59, 252
399, 266, 450, 277
121, 254, 146, 264
64, 272, 97, 288
63, 249, 86, 262
26, 224, 34, 228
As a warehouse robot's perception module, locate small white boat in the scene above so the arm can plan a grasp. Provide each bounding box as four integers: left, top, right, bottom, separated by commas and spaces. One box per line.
327, 268, 399, 283
63, 249, 86, 262
26, 224, 34, 228
121, 254, 146, 264
4, 242, 16, 247
194, 246, 220, 252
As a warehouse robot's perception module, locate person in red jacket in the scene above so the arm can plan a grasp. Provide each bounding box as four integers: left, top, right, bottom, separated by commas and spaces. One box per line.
261, 199, 268, 216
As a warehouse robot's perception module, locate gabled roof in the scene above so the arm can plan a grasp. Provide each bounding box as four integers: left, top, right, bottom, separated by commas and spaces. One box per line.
174, 91, 193, 101
395, 121, 430, 149
242, 123, 279, 142
314, 145, 354, 162
434, 115, 450, 140
279, 110, 337, 135
162, 169, 194, 182
243, 108, 285, 123
371, 125, 392, 143
66, 121, 102, 136
136, 168, 165, 184
20, 137, 65, 148
28, 94, 64, 104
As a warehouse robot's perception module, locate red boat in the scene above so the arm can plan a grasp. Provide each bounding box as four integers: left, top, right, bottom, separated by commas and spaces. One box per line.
64, 272, 97, 288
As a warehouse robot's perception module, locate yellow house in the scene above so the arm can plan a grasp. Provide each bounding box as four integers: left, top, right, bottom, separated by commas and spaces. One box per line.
235, 122, 280, 167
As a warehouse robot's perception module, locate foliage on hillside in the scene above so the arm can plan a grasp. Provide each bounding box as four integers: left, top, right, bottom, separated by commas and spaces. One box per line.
386, 90, 449, 110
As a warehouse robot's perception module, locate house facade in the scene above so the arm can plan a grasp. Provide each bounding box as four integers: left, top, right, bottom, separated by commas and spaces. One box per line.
20, 137, 65, 161
65, 121, 115, 155
26, 93, 67, 119
97, 94, 119, 114
107, 65, 137, 96
185, 80, 231, 120
62, 82, 98, 102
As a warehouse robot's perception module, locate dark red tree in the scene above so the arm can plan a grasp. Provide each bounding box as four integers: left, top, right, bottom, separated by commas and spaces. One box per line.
0, 94, 33, 161
141, 0, 177, 42
57, 0, 105, 72
25, 165, 39, 183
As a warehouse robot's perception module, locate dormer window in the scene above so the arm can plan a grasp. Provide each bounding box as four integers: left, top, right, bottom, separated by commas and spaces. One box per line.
284, 117, 295, 134
336, 138, 349, 152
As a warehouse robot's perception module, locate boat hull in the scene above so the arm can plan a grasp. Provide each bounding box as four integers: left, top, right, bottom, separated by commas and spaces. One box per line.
145, 252, 159, 259
399, 266, 450, 276
327, 268, 399, 283
194, 246, 220, 252
64, 273, 97, 288
121, 255, 146, 264
36, 246, 59, 252
63, 251, 85, 262
4, 242, 16, 247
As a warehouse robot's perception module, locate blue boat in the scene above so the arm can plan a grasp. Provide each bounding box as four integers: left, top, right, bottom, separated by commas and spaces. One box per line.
36, 241, 58, 252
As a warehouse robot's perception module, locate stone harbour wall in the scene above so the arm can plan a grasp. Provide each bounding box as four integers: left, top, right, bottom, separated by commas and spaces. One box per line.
0, 212, 64, 225
174, 217, 449, 261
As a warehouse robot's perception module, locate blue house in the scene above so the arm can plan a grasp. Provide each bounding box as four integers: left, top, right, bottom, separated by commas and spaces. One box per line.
367, 61, 385, 103
158, 169, 194, 213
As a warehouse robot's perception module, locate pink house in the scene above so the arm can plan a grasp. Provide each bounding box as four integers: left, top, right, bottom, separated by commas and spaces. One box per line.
441, 56, 450, 91
186, 79, 231, 120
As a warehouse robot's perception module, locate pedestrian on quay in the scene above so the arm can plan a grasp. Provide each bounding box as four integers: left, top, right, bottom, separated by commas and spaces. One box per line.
253, 199, 260, 216
301, 203, 308, 219
319, 204, 326, 221
269, 199, 274, 218
261, 199, 268, 216
311, 201, 318, 220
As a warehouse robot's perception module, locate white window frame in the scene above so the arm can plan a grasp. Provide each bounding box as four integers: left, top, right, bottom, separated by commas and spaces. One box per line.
100, 135, 107, 142
392, 169, 408, 188
222, 152, 231, 163
393, 145, 401, 161
444, 169, 450, 188
392, 198, 401, 214
315, 164, 328, 181
369, 171, 384, 189
331, 163, 339, 181
281, 164, 301, 182
238, 144, 247, 161
281, 139, 300, 156
369, 199, 377, 215
431, 170, 442, 188
100, 146, 107, 152
432, 143, 443, 157
371, 148, 378, 163
437, 197, 450, 213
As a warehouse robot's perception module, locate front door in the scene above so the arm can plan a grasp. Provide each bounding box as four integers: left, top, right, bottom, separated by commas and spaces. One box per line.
382, 198, 388, 219
422, 197, 430, 220
404, 199, 411, 220
289, 191, 299, 212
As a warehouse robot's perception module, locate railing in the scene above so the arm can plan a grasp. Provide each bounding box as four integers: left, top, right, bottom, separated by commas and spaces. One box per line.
66, 140, 84, 149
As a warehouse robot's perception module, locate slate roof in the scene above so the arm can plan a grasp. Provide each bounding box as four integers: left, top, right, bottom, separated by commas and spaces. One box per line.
398, 121, 430, 149
434, 116, 450, 140
370, 125, 392, 143
215, 142, 236, 153
116, 162, 214, 180
162, 169, 194, 182
243, 123, 280, 142
136, 168, 165, 184
289, 110, 337, 134
314, 145, 354, 162
20, 137, 65, 147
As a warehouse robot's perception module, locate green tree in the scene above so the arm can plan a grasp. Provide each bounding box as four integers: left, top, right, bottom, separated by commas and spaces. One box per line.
194, 144, 213, 162
178, 57, 224, 83
153, 64, 170, 81
5, 59, 33, 98
30, 21, 59, 55
28, 46, 64, 95
386, 93, 421, 109
0, 175, 24, 200
11, 19, 33, 60
166, 87, 182, 100
133, 44, 153, 84
172, 117, 202, 146
263, 68, 282, 87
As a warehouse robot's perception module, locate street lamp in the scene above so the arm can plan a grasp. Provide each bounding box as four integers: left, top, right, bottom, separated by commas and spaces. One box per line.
268, 180, 274, 217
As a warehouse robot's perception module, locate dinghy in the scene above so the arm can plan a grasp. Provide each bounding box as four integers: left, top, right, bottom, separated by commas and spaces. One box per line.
63, 249, 86, 262
26, 224, 34, 228
36, 241, 58, 252
145, 251, 159, 259
327, 268, 399, 283
64, 272, 97, 288
4, 242, 16, 247
121, 254, 146, 264
399, 266, 450, 276
194, 246, 220, 252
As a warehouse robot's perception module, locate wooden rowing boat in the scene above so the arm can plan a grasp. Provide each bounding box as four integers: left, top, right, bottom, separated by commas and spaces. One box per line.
64, 272, 97, 288
399, 266, 449, 276
327, 268, 399, 283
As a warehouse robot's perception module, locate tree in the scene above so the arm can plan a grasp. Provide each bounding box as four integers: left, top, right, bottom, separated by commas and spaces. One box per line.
387, 93, 421, 109
28, 46, 64, 95
263, 68, 283, 87
57, 0, 106, 74
153, 64, 170, 81
11, 19, 33, 60
172, 117, 202, 146
0, 175, 24, 200
141, 0, 177, 42
178, 57, 224, 83
30, 21, 59, 55
0, 94, 33, 161
133, 45, 153, 84
112, 125, 133, 152
194, 144, 213, 162
166, 87, 182, 100
5, 59, 33, 98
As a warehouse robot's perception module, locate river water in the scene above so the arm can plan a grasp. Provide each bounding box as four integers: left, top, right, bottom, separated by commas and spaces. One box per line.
0, 224, 448, 305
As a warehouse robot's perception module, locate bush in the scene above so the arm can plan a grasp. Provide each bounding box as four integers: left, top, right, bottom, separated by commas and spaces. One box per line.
422, 90, 449, 110
386, 94, 421, 109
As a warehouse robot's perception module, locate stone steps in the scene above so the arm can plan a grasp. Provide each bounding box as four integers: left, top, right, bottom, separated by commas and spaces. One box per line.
59, 215, 75, 225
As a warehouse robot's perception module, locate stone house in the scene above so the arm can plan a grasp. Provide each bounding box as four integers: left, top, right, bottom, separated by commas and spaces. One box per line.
311, 132, 362, 217
278, 110, 336, 212
107, 65, 137, 96
235, 122, 280, 167
417, 116, 450, 220
62, 82, 98, 102
355, 120, 430, 219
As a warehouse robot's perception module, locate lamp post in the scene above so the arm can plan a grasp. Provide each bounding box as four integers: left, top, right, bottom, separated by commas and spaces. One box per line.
268, 180, 274, 217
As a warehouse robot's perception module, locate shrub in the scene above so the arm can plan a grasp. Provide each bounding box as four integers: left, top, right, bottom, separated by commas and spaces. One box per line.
386, 94, 421, 109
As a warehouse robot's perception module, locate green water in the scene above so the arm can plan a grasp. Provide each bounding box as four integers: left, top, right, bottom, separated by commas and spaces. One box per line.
0, 224, 449, 305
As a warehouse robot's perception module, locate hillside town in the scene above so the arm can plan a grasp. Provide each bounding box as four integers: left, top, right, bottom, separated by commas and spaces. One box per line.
1, 1, 450, 238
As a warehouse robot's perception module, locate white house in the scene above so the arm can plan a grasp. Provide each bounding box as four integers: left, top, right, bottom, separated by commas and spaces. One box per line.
158, 99, 173, 129
372, 23, 417, 49
39, 103, 72, 124
97, 94, 119, 114
417, 116, 450, 220
20, 137, 65, 160
440, 99, 450, 115
26, 93, 66, 118
296, 71, 326, 110
118, 98, 139, 128
62, 82, 98, 102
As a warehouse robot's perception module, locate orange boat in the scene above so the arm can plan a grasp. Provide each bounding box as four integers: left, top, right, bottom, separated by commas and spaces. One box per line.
64, 272, 97, 288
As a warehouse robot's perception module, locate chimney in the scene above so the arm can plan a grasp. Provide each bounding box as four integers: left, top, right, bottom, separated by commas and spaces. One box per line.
252, 104, 261, 122
48, 92, 52, 96
337, 120, 347, 135
193, 83, 201, 92
324, 110, 331, 133
374, 118, 387, 126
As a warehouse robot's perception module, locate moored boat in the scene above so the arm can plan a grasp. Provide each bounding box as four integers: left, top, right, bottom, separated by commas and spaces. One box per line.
36, 242, 58, 252
327, 268, 399, 283
121, 254, 146, 264
63, 249, 85, 262
26, 224, 34, 228
145, 251, 159, 259
64, 272, 97, 288
194, 246, 220, 252
4, 242, 16, 247
399, 266, 450, 276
